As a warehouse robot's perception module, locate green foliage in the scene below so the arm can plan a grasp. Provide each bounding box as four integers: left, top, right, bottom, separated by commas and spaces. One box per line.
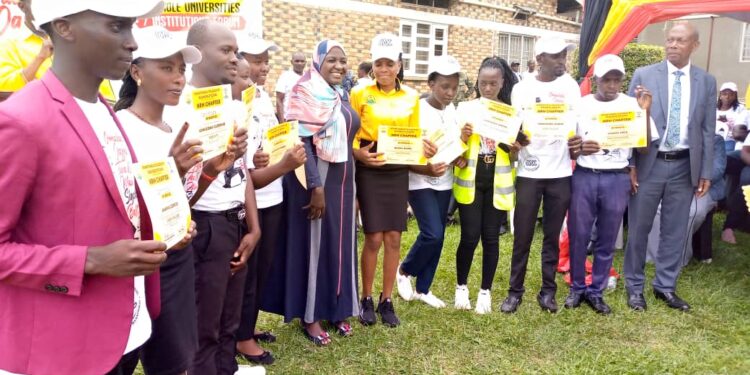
571, 43, 665, 92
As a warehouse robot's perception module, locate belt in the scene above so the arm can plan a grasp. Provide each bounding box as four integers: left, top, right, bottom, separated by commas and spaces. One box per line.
478, 154, 495, 164
656, 149, 689, 161
576, 165, 629, 174
195, 206, 246, 221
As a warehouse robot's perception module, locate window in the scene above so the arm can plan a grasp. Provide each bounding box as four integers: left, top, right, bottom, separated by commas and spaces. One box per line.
742, 23, 750, 62
497, 33, 536, 66
400, 20, 448, 77
401, 0, 450, 8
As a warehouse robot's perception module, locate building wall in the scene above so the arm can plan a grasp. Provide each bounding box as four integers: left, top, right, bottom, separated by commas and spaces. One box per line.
261, 0, 580, 98
639, 17, 750, 102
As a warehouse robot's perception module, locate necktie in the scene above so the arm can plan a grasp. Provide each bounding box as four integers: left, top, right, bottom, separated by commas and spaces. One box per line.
665, 71, 684, 148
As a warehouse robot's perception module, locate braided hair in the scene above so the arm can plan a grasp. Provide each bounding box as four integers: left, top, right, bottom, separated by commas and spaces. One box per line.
474, 56, 517, 105
113, 58, 142, 112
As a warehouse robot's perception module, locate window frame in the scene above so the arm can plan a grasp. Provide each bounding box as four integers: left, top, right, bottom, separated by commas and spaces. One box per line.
399, 19, 449, 78
497, 32, 536, 67
741, 23, 750, 63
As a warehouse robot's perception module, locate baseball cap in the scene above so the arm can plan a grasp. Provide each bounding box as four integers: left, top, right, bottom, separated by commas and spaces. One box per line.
720, 82, 738, 92
237, 34, 280, 56
371, 33, 401, 62
534, 36, 576, 57
593, 54, 625, 78
133, 26, 201, 64
32, 0, 164, 28
429, 55, 461, 76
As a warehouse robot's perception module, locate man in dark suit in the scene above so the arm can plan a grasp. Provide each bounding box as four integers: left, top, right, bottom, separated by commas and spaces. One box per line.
624, 21, 715, 312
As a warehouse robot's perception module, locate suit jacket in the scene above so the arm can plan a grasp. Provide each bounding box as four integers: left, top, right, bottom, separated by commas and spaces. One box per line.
0, 72, 159, 375
628, 61, 716, 187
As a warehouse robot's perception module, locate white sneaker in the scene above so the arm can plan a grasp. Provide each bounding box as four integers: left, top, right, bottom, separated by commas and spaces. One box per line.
454, 285, 472, 310
474, 289, 492, 314
235, 365, 266, 375
396, 269, 414, 301
415, 291, 446, 308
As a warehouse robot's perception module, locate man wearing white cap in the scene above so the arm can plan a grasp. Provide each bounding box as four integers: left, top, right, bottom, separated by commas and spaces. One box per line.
182, 19, 261, 375
0, 1, 170, 375
501, 36, 581, 314
563, 54, 656, 315
624, 22, 715, 312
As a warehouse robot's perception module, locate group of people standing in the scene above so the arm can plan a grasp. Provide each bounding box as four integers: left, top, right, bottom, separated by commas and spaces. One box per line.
0, 0, 731, 374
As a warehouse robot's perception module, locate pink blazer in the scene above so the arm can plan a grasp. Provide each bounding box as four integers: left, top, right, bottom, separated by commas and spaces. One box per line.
0, 72, 160, 375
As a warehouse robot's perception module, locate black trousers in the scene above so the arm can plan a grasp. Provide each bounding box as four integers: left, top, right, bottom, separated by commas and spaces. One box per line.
456, 158, 504, 290
190, 209, 248, 375
509, 176, 571, 297
236, 203, 283, 342
106, 349, 140, 375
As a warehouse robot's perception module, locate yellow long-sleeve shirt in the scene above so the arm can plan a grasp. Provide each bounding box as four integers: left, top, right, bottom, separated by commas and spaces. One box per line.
350, 81, 420, 148
0, 29, 115, 100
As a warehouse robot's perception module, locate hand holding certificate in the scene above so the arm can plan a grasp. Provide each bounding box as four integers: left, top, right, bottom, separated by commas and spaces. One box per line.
523, 103, 576, 142
378, 126, 427, 165
239, 85, 257, 130
428, 128, 467, 165
133, 158, 192, 249
473, 98, 522, 146
184, 84, 234, 160
591, 110, 648, 149
263, 121, 300, 166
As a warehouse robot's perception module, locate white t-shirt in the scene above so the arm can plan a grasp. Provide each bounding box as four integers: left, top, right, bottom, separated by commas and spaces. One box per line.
247, 87, 284, 209
190, 99, 249, 212
576, 94, 659, 169
521, 71, 537, 81
716, 106, 748, 140
275, 69, 302, 116
512, 75, 581, 179
409, 98, 457, 191
75, 98, 150, 355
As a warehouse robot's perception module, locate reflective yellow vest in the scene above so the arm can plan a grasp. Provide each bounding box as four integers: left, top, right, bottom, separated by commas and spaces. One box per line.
453, 134, 516, 210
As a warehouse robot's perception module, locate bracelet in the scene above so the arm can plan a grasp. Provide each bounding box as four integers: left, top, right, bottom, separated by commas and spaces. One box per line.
201, 172, 217, 182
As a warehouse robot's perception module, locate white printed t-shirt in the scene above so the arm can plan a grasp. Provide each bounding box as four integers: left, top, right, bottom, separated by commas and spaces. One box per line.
247, 86, 284, 209
408, 98, 457, 191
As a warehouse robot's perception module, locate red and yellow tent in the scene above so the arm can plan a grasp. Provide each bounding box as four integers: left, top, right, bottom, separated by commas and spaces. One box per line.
578, 0, 750, 94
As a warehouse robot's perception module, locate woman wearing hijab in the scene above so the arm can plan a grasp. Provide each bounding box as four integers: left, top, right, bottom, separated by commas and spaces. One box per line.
262, 40, 360, 346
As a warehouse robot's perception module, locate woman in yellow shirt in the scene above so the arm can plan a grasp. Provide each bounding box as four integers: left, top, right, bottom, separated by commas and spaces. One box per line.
350, 33, 433, 327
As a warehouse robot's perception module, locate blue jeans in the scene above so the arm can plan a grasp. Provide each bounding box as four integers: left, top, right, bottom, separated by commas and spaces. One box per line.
402, 188, 452, 293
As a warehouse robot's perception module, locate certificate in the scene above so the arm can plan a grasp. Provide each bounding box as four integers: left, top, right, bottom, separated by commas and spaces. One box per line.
474, 98, 522, 146
428, 128, 467, 165
591, 110, 648, 149
184, 84, 234, 160
743, 185, 750, 213
378, 126, 426, 165
239, 85, 257, 130
523, 103, 576, 142
132, 158, 191, 249
263, 121, 299, 165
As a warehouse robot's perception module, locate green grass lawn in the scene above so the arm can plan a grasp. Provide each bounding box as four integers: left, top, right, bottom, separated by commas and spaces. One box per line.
242, 213, 750, 374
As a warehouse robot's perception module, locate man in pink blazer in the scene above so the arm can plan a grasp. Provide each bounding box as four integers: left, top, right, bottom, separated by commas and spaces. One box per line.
0, 1, 170, 374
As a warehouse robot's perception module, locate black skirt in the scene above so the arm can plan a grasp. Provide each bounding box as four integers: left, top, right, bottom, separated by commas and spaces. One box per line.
356, 160, 409, 233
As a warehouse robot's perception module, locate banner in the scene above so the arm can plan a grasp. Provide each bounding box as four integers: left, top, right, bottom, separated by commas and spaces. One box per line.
0, 0, 24, 39
136, 0, 263, 38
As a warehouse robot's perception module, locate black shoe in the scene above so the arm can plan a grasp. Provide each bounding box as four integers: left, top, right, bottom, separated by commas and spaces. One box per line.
584, 294, 611, 315
253, 331, 277, 343
237, 349, 275, 365
537, 292, 558, 313
627, 293, 647, 311
564, 292, 583, 309
654, 291, 690, 311
359, 296, 377, 326
499, 224, 509, 236
500, 295, 522, 313
376, 294, 400, 327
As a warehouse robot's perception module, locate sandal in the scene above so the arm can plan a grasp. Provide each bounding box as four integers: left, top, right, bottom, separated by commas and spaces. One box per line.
334, 321, 353, 337
302, 327, 331, 346
237, 349, 275, 365
253, 331, 277, 343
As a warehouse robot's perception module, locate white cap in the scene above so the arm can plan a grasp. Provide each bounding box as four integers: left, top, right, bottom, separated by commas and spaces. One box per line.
534, 36, 576, 57
237, 35, 279, 56
370, 33, 401, 62
429, 55, 461, 76
32, 0, 164, 28
133, 26, 201, 64
593, 54, 625, 78
720, 82, 738, 92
